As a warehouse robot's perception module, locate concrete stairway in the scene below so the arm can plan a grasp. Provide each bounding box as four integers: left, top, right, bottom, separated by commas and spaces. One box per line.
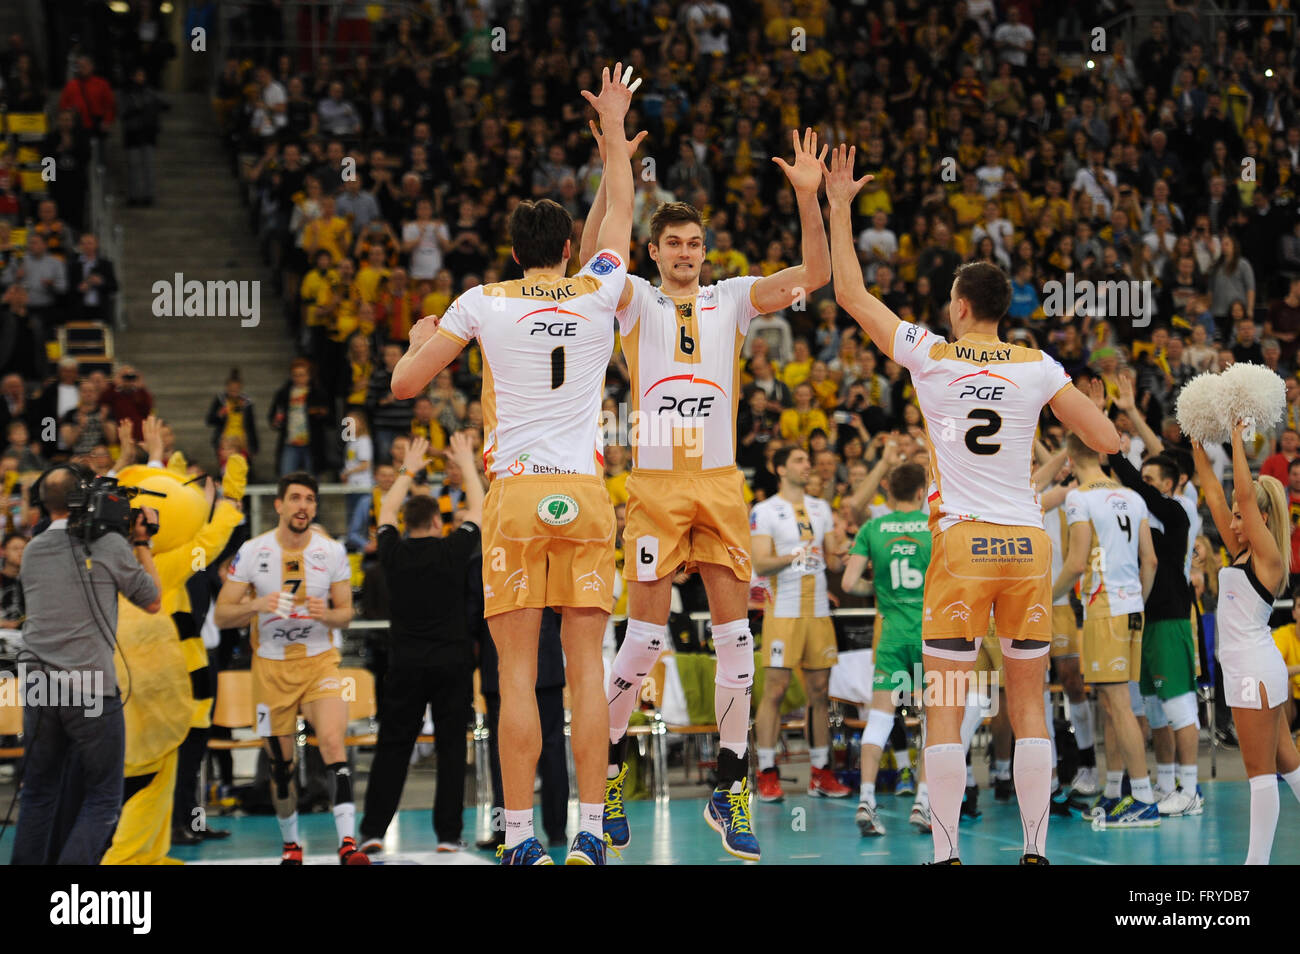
109, 92, 297, 475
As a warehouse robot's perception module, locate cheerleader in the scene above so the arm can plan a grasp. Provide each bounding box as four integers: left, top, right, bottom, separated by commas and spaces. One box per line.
1193, 419, 1300, 864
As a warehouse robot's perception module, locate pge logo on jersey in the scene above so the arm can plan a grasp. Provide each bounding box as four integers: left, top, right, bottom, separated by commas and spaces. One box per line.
538, 494, 579, 526
589, 252, 621, 275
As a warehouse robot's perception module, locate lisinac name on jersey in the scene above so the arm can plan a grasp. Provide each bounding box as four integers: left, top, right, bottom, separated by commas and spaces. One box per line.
434, 248, 628, 481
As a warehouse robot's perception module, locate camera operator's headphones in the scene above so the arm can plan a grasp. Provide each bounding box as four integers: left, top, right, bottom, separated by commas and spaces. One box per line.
29, 462, 95, 518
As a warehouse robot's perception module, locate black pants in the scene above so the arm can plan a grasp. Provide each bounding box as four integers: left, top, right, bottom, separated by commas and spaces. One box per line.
485, 686, 568, 844
360, 661, 473, 844
171, 726, 208, 832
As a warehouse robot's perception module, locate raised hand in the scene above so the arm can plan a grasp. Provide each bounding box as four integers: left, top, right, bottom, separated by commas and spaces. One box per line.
773, 127, 828, 196
580, 62, 642, 121
403, 435, 430, 474
409, 313, 440, 352
588, 119, 649, 163
141, 414, 164, 462
821, 144, 873, 208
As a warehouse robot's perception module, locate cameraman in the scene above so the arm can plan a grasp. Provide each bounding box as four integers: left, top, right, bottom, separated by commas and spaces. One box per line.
10, 466, 161, 865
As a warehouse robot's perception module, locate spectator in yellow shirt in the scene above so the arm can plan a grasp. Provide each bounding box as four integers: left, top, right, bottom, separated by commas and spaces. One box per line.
1272, 596, 1300, 728
301, 192, 352, 264
779, 382, 829, 448
706, 229, 750, 278
355, 242, 391, 304
781, 337, 815, 389
948, 171, 986, 231
420, 269, 454, 318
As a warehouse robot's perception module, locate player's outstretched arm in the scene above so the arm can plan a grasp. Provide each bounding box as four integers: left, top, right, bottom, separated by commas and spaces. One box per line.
752, 128, 831, 313
1049, 377, 1120, 454
1051, 519, 1091, 603
379, 435, 426, 528
1138, 519, 1158, 602
581, 63, 640, 258
392, 313, 461, 399
1114, 371, 1163, 454
579, 119, 648, 268
823, 144, 902, 356
840, 552, 872, 595
447, 429, 485, 527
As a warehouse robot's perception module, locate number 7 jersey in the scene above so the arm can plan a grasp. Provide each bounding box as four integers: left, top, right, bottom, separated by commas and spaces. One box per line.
435, 249, 626, 480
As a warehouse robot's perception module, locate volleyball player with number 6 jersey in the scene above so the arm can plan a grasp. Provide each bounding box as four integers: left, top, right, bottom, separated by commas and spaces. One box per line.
823, 143, 1120, 865
587, 128, 832, 862
393, 63, 641, 866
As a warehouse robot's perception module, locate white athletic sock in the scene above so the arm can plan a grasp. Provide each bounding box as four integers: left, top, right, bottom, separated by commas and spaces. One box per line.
758, 747, 776, 772
504, 808, 534, 849
993, 758, 1011, 781
1014, 738, 1052, 856
860, 781, 876, 808
607, 618, 666, 743
809, 745, 829, 769
1105, 770, 1124, 798
1177, 763, 1198, 795
893, 747, 912, 772
960, 693, 983, 752
917, 781, 930, 808
1157, 763, 1176, 794
332, 802, 355, 842
1044, 690, 1057, 765
1068, 698, 1094, 750
1246, 775, 1279, 865
925, 744, 965, 863
580, 802, 602, 838
1281, 765, 1300, 804
277, 812, 300, 844
1131, 776, 1154, 803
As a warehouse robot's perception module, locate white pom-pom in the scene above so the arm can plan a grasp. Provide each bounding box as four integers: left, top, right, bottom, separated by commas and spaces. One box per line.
1175, 371, 1230, 444
1220, 362, 1287, 436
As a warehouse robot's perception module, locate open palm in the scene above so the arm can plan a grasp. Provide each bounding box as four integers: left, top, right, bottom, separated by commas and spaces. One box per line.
821, 144, 873, 207
773, 127, 828, 194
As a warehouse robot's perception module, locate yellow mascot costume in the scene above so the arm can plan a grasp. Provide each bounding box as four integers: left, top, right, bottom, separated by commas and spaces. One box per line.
101, 454, 246, 864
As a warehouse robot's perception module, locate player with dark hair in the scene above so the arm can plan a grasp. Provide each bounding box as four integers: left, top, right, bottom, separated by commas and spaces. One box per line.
824, 144, 1119, 864
214, 470, 361, 864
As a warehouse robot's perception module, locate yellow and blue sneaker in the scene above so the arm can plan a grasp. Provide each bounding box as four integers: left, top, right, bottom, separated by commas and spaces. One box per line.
704, 780, 761, 861
496, 837, 554, 865
895, 766, 916, 797
604, 764, 631, 850
566, 831, 621, 865
1092, 795, 1160, 830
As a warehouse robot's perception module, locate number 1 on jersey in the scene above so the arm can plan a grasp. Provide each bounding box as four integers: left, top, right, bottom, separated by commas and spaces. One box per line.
551, 346, 565, 389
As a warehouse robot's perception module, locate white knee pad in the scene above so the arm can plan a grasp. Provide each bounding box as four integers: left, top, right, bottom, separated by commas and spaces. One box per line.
1143, 693, 1169, 730
864, 708, 894, 749
712, 619, 754, 689
612, 619, 667, 682
1160, 691, 1200, 731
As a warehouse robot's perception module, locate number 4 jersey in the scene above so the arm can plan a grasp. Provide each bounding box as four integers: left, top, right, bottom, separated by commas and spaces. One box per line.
888, 323, 1073, 533
850, 508, 932, 639
435, 249, 626, 480
1064, 480, 1149, 617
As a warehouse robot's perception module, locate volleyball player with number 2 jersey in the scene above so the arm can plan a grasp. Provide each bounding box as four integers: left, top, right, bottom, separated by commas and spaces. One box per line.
824, 143, 1119, 865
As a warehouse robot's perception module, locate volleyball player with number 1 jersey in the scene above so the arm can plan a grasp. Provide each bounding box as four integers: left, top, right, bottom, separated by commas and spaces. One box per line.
393, 64, 641, 866
823, 143, 1120, 865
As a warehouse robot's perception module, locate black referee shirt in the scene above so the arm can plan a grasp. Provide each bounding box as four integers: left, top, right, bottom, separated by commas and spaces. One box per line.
1109, 454, 1192, 622
377, 520, 480, 667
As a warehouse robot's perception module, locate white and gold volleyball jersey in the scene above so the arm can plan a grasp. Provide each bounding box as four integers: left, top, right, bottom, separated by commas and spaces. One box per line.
749, 493, 834, 619
1045, 503, 1071, 607
888, 323, 1073, 533
1064, 481, 1149, 618
616, 273, 761, 472
436, 248, 626, 481
227, 529, 351, 660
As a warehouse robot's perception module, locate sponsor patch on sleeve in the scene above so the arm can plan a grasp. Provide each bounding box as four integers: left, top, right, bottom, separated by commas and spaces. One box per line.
590, 251, 621, 275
